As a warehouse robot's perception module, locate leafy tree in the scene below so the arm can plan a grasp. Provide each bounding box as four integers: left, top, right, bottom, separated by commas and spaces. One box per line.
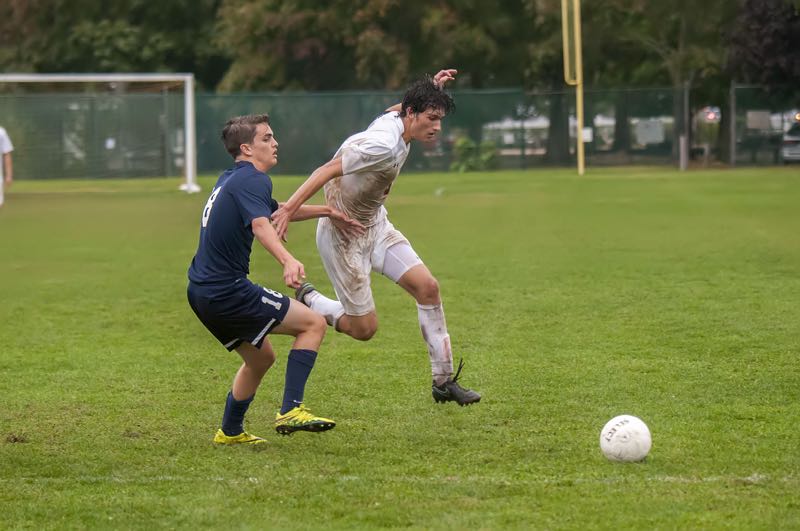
721, 0, 800, 161
554, 0, 739, 156
728, 0, 800, 95
0, 0, 228, 90
416, 0, 536, 88
216, 0, 538, 91
215, 0, 358, 91
595, 0, 738, 90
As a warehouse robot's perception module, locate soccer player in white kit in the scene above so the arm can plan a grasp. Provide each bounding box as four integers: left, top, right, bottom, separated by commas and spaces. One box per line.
272, 69, 480, 406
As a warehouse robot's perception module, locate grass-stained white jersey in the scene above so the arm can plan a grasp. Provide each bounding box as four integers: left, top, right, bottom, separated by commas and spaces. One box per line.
325, 112, 410, 226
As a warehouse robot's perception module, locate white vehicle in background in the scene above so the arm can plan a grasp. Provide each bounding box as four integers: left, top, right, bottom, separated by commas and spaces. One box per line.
782, 122, 800, 163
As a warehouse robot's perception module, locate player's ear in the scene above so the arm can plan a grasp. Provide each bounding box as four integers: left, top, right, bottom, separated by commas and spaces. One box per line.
240, 143, 252, 156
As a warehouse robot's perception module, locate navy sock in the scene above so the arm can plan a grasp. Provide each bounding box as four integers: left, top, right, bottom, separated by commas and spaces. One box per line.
280, 349, 317, 414
221, 391, 254, 436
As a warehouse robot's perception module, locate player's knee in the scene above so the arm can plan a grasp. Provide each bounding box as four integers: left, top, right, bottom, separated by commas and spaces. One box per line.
350, 319, 378, 341
352, 326, 377, 341
309, 312, 328, 338
416, 276, 440, 304
250, 350, 275, 374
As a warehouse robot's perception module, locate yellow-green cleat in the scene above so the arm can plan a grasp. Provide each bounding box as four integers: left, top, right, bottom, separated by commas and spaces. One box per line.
274, 404, 336, 435
213, 429, 267, 445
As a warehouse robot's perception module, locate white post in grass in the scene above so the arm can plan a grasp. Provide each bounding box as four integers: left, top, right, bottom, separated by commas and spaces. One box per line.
0, 72, 200, 193
180, 74, 201, 193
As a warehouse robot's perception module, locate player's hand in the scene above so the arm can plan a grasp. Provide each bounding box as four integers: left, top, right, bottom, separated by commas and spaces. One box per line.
329, 209, 366, 240
433, 69, 457, 89
282, 256, 306, 289
271, 207, 292, 242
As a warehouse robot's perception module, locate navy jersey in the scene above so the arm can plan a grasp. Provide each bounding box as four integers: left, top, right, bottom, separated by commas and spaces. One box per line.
188, 161, 279, 286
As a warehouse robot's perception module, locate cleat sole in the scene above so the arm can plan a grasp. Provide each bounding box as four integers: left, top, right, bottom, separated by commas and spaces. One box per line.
432, 394, 481, 406
275, 422, 336, 435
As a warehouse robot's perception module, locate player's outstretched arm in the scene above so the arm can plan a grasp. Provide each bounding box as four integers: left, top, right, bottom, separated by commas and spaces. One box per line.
433, 68, 458, 88
252, 216, 305, 288
272, 157, 344, 241
384, 68, 458, 113
281, 204, 366, 239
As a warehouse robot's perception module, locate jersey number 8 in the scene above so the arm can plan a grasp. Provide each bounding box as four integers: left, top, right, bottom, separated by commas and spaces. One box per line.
201, 187, 223, 228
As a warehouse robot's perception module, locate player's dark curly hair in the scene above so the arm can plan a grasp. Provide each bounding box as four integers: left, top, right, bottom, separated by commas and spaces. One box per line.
221, 113, 271, 158
399, 76, 456, 117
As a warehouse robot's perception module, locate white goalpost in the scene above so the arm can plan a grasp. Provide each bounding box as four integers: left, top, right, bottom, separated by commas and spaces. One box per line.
0, 72, 200, 193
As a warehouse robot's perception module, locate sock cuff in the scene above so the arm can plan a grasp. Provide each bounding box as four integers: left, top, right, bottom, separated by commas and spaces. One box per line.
228, 390, 255, 404
288, 349, 318, 368
305, 290, 321, 304
416, 302, 441, 311
331, 308, 346, 329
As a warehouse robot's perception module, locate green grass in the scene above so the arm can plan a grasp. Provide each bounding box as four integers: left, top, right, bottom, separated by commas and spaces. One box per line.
1, 166, 799, 529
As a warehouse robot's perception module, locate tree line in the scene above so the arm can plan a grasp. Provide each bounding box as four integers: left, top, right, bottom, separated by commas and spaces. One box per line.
0, 0, 797, 165
0, 0, 797, 95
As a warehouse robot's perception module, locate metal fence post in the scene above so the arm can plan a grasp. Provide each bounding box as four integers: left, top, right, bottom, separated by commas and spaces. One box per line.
729, 82, 737, 167
679, 81, 690, 171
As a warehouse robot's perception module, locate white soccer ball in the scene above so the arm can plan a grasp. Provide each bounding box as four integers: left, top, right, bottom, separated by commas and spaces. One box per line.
599, 415, 651, 462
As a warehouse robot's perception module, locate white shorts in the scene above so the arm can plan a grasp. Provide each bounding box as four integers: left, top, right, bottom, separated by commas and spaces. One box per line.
316, 207, 423, 316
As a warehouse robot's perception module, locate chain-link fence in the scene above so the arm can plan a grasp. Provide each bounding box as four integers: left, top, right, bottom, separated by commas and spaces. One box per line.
0, 92, 184, 179
729, 85, 799, 166
197, 87, 686, 175
1, 85, 796, 179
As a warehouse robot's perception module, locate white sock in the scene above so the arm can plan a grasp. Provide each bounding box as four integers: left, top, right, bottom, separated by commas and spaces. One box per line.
306, 290, 345, 328
417, 302, 453, 386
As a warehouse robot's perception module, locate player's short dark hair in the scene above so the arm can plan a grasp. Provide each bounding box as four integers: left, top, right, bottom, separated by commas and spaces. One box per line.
399, 76, 456, 118
221, 114, 271, 158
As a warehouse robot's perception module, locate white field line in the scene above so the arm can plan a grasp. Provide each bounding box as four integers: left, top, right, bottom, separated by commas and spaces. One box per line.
11, 189, 145, 195
2, 473, 797, 486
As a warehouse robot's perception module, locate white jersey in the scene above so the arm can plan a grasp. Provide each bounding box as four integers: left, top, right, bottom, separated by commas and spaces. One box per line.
325, 112, 410, 226
0, 127, 12, 180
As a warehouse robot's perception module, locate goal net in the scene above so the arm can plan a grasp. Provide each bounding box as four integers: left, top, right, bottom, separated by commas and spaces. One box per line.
0, 73, 199, 192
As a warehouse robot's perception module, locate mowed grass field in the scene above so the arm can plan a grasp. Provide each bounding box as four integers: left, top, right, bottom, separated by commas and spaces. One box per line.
1, 166, 799, 529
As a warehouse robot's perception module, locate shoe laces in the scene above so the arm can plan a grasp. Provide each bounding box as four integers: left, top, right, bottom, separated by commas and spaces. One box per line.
451, 358, 466, 384
289, 404, 314, 421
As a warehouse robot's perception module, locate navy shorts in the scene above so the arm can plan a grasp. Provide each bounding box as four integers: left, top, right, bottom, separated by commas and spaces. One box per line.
187, 278, 290, 351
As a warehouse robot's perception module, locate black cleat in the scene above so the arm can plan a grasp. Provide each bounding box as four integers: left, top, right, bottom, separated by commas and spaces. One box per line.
432, 359, 481, 406
295, 282, 317, 306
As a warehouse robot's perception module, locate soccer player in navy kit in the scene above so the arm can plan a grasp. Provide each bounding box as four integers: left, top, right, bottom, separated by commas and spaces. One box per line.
188, 114, 363, 445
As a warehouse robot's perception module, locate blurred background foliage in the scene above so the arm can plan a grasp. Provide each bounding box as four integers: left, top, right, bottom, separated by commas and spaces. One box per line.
0, 0, 797, 95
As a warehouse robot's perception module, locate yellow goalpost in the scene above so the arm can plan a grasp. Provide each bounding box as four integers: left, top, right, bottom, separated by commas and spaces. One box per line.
561, 0, 585, 175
